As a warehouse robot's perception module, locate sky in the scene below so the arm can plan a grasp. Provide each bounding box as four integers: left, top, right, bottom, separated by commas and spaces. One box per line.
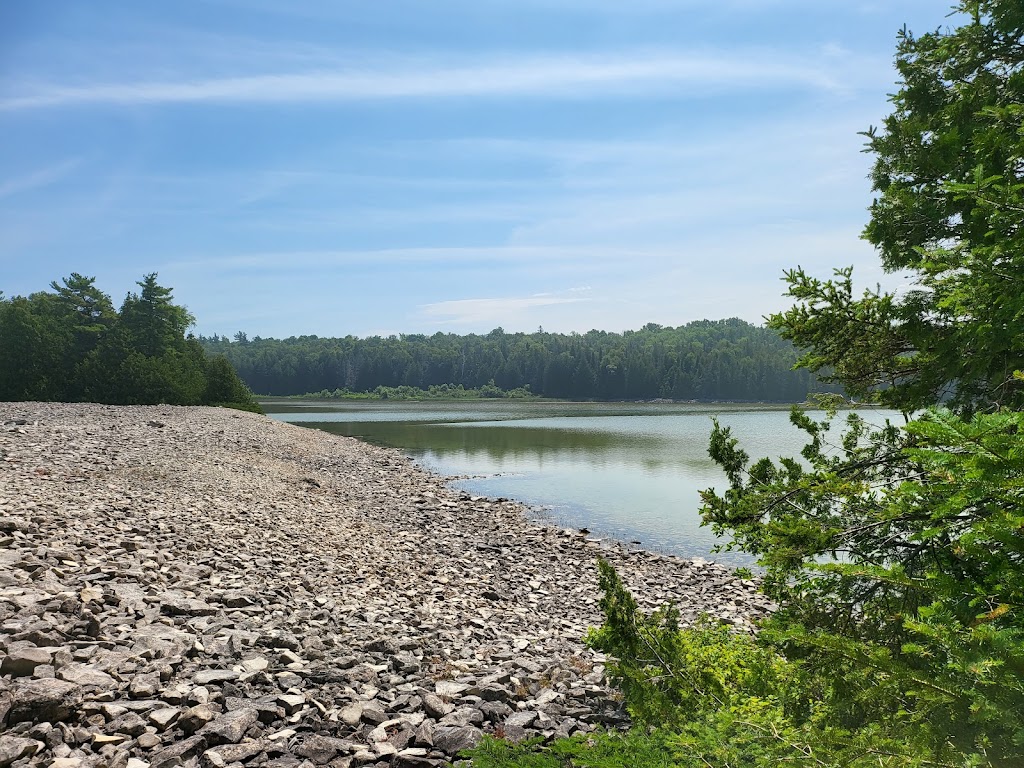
1, 1, 957, 339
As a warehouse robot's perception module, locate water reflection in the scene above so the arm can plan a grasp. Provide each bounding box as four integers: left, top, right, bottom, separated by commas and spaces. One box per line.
265, 401, 899, 565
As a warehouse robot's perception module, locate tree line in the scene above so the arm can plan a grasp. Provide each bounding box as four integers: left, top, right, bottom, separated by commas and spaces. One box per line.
0, 273, 260, 411
199, 319, 840, 401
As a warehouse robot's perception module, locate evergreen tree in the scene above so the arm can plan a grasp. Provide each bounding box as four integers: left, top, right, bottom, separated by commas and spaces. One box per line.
0, 273, 259, 411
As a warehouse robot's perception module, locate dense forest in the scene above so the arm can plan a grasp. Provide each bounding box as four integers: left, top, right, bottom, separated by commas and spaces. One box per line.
199, 319, 838, 401
0, 273, 259, 411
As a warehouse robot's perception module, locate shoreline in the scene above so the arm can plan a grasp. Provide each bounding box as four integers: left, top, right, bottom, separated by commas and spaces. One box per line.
0, 403, 773, 767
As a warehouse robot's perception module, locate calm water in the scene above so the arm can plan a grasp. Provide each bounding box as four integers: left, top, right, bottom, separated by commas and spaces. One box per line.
264, 401, 899, 565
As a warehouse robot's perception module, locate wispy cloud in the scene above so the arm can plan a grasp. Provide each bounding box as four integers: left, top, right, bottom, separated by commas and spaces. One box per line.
0, 158, 83, 199
420, 290, 590, 325
0, 50, 870, 112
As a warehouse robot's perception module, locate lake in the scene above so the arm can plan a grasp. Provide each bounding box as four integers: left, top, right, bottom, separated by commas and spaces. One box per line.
263, 400, 898, 566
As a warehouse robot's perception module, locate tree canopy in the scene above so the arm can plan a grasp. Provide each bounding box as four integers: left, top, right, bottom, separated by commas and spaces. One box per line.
199, 320, 837, 402
772, 1, 1024, 415
0, 274, 260, 411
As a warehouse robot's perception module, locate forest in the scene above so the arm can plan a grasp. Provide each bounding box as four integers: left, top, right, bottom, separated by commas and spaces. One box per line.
0, 273, 259, 411
199, 319, 837, 401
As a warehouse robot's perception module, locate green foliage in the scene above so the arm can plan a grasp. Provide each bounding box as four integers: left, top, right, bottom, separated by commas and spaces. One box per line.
0, 273, 259, 411
284, 381, 537, 401
199, 319, 835, 402
772, 1, 1024, 415
699, 407, 1024, 764
469, 731, 681, 768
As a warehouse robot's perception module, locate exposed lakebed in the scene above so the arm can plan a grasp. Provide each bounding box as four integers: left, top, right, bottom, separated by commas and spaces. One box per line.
264, 401, 900, 565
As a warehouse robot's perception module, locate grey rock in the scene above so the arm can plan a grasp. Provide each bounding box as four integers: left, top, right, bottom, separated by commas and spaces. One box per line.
104, 712, 149, 737
57, 663, 117, 688
294, 734, 354, 764
505, 710, 538, 728
193, 669, 240, 685
0, 736, 43, 767
0, 647, 51, 677
201, 741, 266, 765
199, 707, 259, 745
148, 707, 181, 731
7, 678, 82, 723
431, 725, 483, 756
420, 693, 452, 720
149, 734, 208, 768
178, 704, 216, 733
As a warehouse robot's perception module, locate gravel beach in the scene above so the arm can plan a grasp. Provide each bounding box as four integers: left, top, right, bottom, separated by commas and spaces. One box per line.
0, 403, 773, 767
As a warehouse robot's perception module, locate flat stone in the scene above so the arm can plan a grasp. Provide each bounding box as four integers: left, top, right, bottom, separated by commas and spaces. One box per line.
0, 736, 43, 767
202, 741, 266, 764
148, 707, 181, 730
431, 725, 483, 756
178, 704, 216, 733
434, 680, 469, 698
193, 669, 240, 685
137, 733, 162, 749
505, 710, 538, 728
339, 701, 363, 726
0, 647, 51, 677
420, 693, 452, 719
277, 693, 306, 714
241, 655, 269, 672
7, 678, 82, 723
294, 734, 354, 764
199, 707, 259, 745
149, 735, 208, 768
57, 663, 117, 688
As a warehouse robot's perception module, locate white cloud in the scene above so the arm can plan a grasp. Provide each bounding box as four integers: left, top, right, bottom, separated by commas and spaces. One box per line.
0, 49, 878, 111
0, 158, 83, 199
420, 292, 590, 325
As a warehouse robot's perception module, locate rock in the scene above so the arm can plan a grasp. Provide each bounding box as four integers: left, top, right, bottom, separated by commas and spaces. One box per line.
105, 712, 149, 737
241, 655, 269, 672
0, 647, 51, 677
339, 701, 363, 726
193, 669, 240, 685
7, 679, 82, 723
148, 707, 181, 731
149, 735, 208, 768
137, 733, 162, 750
431, 725, 483, 755
277, 693, 306, 714
199, 707, 259, 745
294, 734, 353, 764
505, 711, 538, 728
438, 706, 483, 727
434, 681, 469, 698
0, 736, 43, 767
178, 704, 216, 733
420, 693, 452, 720
57, 663, 118, 688
201, 741, 266, 765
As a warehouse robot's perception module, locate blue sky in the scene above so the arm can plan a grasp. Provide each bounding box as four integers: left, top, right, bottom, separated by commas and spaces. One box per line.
1, 1, 954, 338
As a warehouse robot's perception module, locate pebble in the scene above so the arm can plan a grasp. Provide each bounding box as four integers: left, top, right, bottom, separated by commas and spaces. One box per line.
0, 403, 774, 766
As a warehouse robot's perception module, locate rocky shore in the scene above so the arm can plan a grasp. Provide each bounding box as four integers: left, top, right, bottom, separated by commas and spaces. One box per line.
0, 403, 774, 768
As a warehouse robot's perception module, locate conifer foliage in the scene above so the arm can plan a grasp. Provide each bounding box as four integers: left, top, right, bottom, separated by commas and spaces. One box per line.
0, 273, 260, 411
